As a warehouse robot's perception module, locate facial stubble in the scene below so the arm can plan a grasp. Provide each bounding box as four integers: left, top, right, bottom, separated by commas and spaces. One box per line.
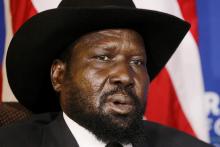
61, 79, 145, 144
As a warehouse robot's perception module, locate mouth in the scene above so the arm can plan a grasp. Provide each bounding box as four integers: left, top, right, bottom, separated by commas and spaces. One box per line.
105, 94, 134, 115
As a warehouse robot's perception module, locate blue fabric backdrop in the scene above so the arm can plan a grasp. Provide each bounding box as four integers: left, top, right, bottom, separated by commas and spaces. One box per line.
197, 0, 220, 146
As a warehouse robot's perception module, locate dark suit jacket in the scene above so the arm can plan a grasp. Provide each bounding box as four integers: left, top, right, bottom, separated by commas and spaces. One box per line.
0, 112, 213, 147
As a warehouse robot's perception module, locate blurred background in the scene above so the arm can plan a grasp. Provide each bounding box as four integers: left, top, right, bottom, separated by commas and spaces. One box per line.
0, 0, 219, 146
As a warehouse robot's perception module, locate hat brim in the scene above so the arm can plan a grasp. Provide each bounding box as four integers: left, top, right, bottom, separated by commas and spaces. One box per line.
6, 7, 190, 113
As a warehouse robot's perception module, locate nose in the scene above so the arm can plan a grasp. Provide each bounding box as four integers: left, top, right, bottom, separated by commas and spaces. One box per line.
109, 62, 134, 88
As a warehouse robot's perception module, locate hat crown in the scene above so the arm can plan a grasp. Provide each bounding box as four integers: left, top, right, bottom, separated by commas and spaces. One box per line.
58, 0, 135, 8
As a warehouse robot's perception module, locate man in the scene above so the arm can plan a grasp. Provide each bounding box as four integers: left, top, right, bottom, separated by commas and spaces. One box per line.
0, 0, 213, 146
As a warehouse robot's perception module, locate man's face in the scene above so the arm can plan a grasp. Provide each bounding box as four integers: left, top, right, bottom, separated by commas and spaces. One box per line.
51, 29, 149, 143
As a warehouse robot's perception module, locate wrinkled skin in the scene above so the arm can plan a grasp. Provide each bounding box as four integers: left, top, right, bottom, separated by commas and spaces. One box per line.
51, 29, 150, 143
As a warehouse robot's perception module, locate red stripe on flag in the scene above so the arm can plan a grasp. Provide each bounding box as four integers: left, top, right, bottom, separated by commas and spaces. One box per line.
178, 0, 199, 43
145, 68, 196, 137
10, 0, 37, 33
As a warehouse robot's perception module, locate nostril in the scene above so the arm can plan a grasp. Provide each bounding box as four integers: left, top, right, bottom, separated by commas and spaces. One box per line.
110, 76, 134, 87
114, 80, 122, 85
126, 82, 134, 88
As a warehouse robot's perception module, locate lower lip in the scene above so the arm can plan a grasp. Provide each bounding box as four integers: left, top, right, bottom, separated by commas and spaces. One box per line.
106, 102, 134, 115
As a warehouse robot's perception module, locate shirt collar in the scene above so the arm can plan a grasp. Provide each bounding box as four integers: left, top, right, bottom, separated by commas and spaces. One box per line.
63, 112, 132, 147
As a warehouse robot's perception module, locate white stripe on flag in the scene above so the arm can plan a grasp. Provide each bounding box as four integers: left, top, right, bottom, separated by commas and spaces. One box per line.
31, 0, 61, 12
167, 31, 209, 142
2, 0, 17, 102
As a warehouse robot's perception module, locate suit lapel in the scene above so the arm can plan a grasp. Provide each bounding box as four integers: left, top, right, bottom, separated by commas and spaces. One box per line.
131, 121, 151, 147
40, 113, 151, 147
132, 135, 151, 147
41, 113, 79, 147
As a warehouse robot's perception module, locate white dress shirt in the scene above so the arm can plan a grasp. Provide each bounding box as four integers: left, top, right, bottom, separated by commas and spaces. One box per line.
63, 112, 132, 147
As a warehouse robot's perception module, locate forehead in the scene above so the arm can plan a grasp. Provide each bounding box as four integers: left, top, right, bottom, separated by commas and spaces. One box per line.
76, 29, 145, 46
69, 28, 146, 58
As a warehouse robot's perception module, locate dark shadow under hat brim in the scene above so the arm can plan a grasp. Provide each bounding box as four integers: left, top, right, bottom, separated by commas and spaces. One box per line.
6, 7, 190, 113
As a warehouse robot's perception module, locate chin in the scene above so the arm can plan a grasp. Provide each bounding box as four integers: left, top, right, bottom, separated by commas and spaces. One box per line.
106, 112, 137, 128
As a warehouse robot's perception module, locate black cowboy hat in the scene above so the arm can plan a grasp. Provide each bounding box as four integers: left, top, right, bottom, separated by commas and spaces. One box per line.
6, 0, 190, 113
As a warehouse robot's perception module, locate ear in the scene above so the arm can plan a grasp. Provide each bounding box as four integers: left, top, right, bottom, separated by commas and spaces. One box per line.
51, 59, 66, 92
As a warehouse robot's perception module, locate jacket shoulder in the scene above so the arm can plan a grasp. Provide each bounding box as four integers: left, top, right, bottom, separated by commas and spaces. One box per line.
143, 121, 213, 147
0, 112, 58, 147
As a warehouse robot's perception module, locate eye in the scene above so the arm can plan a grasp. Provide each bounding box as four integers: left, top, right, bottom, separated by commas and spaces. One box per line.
130, 59, 145, 66
94, 55, 110, 61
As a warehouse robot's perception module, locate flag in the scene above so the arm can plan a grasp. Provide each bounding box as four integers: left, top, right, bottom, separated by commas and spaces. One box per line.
1, 0, 218, 145
134, 0, 209, 142
0, 0, 5, 100
196, 1, 220, 146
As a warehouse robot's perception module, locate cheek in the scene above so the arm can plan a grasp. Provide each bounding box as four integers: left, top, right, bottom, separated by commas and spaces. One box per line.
73, 67, 108, 101
73, 60, 109, 90
135, 72, 149, 103
86, 61, 113, 86
83, 70, 106, 91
